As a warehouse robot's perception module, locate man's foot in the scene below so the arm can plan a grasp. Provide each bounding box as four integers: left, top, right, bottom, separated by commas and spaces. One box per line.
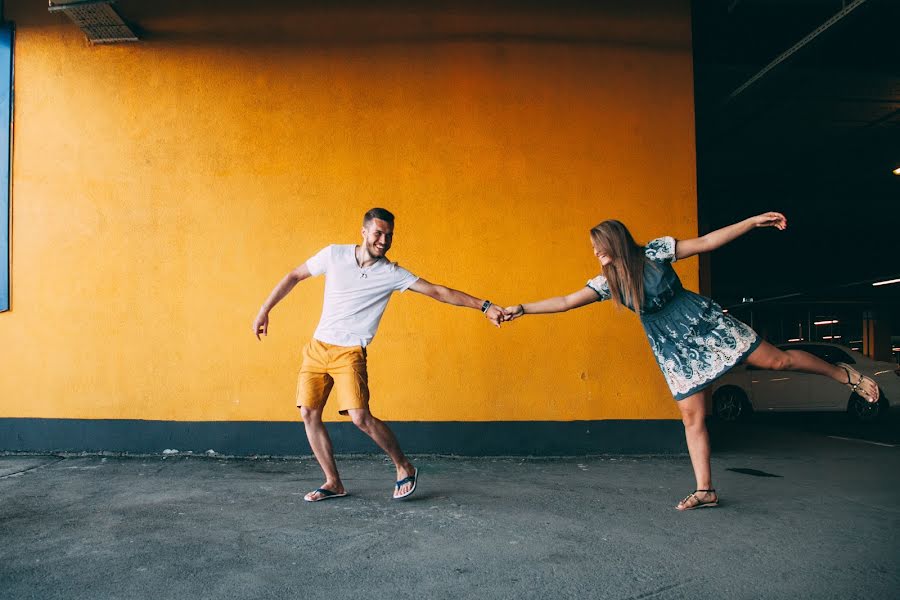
676, 489, 718, 511
836, 362, 880, 403
304, 484, 347, 503
392, 465, 418, 500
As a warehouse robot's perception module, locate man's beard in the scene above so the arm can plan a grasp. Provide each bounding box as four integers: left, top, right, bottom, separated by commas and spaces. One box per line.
366, 242, 386, 257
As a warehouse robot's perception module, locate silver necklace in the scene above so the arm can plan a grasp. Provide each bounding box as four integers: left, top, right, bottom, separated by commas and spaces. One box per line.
356, 249, 380, 279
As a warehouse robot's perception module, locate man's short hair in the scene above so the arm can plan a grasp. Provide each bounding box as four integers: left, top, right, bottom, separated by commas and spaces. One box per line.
363, 208, 395, 226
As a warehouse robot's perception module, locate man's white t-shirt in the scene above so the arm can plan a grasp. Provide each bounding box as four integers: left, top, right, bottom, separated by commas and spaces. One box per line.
305, 244, 419, 348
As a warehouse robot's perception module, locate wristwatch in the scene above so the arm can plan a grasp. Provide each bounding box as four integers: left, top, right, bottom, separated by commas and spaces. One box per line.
481, 300, 492, 313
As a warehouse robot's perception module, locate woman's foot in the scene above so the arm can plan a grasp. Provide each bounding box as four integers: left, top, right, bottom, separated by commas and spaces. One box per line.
676, 489, 718, 511
836, 362, 880, 403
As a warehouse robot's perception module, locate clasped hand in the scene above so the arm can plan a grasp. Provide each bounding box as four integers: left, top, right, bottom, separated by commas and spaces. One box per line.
483, 303, 525, 327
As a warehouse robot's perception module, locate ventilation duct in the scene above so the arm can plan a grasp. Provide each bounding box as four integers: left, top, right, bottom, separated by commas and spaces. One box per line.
48, 0, 138, 44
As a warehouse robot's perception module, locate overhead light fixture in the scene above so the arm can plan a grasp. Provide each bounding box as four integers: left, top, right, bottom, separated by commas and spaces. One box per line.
813, 319, 839, 326
893, 167, 900, 176
822, 335, 842, 340
48, 0, 138, 44
787, 338, 803, 342
872, 278, 900, 287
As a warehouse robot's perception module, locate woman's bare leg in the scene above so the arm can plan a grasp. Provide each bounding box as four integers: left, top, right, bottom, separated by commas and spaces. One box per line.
675, 391, 718, 510
744, 340, 879, 402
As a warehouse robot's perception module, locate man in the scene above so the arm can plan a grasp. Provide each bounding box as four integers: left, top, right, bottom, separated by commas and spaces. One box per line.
253, 208, 504, 501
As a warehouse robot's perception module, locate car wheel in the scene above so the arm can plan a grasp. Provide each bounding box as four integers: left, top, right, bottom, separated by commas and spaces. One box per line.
713, 386, 751, 422
847, 390, 886, 423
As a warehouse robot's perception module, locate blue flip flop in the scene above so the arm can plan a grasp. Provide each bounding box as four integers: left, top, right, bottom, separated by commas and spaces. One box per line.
392, 467, 419, 500
304, 488, 348, 503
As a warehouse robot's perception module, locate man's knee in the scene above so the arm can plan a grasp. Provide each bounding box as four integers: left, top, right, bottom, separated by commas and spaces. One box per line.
348, 409, 373, 430
299, 406, 322, 424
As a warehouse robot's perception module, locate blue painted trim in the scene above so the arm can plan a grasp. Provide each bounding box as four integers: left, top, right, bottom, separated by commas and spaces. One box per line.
0, 23, 11, 312
0, 418, 687, 456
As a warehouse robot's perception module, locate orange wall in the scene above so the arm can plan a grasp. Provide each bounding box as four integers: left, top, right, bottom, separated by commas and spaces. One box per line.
0, 1, 697, 422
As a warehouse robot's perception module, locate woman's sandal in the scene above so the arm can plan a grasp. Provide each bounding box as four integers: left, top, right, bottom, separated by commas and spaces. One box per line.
676, 489, 718, 511
836, 362, 880, 403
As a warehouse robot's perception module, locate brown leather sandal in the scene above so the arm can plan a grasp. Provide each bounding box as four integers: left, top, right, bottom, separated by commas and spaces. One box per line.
676, 489, 719, 511
836, 362, 880, 403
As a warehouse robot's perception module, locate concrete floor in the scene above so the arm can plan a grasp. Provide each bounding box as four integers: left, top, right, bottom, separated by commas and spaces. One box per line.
1, 422, 898, 600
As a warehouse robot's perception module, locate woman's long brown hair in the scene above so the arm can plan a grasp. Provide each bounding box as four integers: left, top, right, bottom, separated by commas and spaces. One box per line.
589, 220, 647, 311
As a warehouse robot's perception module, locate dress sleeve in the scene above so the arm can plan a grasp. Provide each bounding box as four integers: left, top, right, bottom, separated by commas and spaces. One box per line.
586, 274, 612, 302
644, 236, 677, 263
304, 245, 332, 276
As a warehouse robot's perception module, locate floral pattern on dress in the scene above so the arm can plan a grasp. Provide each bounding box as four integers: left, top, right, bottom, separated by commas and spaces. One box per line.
586, 274, 612, 301
644, 236, 677, 263
644, 295, 759, 399
583, 234, 759, 399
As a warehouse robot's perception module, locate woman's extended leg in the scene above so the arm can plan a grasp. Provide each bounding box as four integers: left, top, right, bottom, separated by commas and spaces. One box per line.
744, 340, 879, 402
675, 391, 719, 511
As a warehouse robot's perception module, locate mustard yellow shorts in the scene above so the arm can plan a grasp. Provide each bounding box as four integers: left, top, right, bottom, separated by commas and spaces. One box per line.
296, 339, 370, 415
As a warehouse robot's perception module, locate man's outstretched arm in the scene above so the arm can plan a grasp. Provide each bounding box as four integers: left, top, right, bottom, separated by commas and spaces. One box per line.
408, 278, 505, 327
253, 264, 313, 339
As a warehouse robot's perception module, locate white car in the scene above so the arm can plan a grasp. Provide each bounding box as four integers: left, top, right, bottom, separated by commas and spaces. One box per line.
709, 343, 900, 423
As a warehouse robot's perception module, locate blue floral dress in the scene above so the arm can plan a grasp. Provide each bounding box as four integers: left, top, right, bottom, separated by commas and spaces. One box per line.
587, 237, 761, 400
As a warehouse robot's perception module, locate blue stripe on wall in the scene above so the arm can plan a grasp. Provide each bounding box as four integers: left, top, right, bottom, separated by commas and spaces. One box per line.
0, 23, 11, 312
0, 418, 687, 456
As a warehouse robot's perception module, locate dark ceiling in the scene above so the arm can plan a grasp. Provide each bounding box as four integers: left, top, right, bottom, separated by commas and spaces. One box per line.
691, 0, 899, 310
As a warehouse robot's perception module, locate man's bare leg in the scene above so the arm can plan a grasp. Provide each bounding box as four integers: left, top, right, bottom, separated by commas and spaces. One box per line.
300, 406, 345, 501
347, 408, 416, 497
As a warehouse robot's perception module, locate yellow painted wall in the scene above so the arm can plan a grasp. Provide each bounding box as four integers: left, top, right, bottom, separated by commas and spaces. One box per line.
0, 1, 696, 422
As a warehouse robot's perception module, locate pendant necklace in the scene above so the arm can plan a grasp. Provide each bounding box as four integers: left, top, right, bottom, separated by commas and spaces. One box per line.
356, 247, 379, 279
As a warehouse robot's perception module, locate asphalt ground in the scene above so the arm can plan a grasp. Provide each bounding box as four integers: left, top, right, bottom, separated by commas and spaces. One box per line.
1, 415, 898, 600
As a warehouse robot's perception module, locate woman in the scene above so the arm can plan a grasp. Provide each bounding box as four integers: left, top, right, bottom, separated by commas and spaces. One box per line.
502, 212, 879, 510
